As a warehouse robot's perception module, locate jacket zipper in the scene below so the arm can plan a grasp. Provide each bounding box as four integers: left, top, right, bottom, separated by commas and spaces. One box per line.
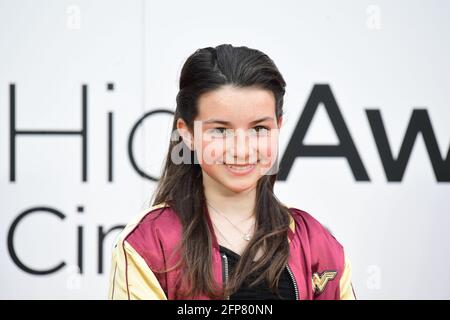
286, 263, 299, 300
222, 254, 230, 300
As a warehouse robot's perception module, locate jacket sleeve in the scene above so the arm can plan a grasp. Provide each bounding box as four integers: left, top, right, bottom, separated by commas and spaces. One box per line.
339, 252, 356, 300
108, 239, 168, 300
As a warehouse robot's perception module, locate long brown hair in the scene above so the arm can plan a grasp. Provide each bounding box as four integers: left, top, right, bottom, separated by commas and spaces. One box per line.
151, 44, 292, 299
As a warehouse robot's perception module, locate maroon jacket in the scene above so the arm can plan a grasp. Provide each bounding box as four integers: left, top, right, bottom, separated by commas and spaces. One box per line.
108, 202, 355, 300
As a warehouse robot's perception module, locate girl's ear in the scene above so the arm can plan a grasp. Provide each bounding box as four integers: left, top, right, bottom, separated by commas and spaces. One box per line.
176, 118, 194, 150
277, 116, 283, 129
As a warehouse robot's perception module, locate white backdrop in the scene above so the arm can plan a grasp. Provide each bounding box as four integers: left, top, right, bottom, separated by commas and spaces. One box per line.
1, 0, 449, 299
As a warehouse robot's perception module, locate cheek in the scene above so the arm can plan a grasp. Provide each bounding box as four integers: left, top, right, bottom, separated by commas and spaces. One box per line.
196, 137, 226, 164
194, 136, 230, 181
199, 161, 221, 180
256, 135, 278, 173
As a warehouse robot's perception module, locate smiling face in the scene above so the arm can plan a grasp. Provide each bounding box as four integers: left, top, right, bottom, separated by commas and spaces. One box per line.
177, 85, 282, 194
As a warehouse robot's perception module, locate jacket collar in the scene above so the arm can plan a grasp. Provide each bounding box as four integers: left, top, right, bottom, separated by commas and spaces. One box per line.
288, 213, 295, 243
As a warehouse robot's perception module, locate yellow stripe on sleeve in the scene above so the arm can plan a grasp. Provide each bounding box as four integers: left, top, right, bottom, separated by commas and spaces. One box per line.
339, 252, 356, 300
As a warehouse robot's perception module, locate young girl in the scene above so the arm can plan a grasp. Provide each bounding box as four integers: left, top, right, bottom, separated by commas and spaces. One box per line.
108, 44, 356, 300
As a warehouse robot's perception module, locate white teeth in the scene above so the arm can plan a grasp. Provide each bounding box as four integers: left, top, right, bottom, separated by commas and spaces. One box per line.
226, 164, 255, 171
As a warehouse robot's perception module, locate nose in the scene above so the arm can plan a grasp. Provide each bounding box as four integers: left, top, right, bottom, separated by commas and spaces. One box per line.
225, 128, 258, 164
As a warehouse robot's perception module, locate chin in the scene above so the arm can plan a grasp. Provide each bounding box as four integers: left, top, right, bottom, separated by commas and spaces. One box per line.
225, 185, 255, 193
222, 176, 258, 193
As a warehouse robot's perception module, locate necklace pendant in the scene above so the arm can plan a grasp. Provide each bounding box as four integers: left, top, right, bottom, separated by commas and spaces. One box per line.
244, 234, 251, 241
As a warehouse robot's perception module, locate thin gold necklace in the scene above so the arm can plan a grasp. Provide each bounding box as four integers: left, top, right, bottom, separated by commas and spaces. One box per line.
207, 201, 255, 241
210, 220, 239, 252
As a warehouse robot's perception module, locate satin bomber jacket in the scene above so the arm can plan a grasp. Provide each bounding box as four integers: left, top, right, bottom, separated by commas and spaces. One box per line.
108, 202, 356, 300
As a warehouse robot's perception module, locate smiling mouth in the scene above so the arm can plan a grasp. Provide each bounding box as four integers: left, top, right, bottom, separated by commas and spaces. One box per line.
222, 161, 259, 175
225, 163, 256, 170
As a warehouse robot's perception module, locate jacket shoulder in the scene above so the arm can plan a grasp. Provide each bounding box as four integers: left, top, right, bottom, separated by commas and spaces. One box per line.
287, 206, 353, 299
108, 202, 174, 300
114, 202, 178, 246
287, 206, 346, 269
109, 203, 178, 300
288, 206, 343, 248
115, 202, 182, 270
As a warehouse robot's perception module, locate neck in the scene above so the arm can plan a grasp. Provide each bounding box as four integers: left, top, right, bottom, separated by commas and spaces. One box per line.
202, 171, 257, 221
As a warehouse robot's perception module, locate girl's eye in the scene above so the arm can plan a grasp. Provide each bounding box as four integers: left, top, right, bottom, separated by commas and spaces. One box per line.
250, 126, 270, 136
209, 128, 233, 137
208, 126, 270, 137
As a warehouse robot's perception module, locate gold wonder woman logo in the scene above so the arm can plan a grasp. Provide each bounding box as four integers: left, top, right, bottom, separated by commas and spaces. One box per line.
312, 271, 338, 294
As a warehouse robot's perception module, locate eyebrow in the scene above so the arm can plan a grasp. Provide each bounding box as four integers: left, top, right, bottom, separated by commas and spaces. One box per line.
203, 116, 274, 125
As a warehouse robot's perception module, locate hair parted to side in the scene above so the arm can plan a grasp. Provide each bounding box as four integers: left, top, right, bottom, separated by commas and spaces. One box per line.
150, 44, 291, 299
